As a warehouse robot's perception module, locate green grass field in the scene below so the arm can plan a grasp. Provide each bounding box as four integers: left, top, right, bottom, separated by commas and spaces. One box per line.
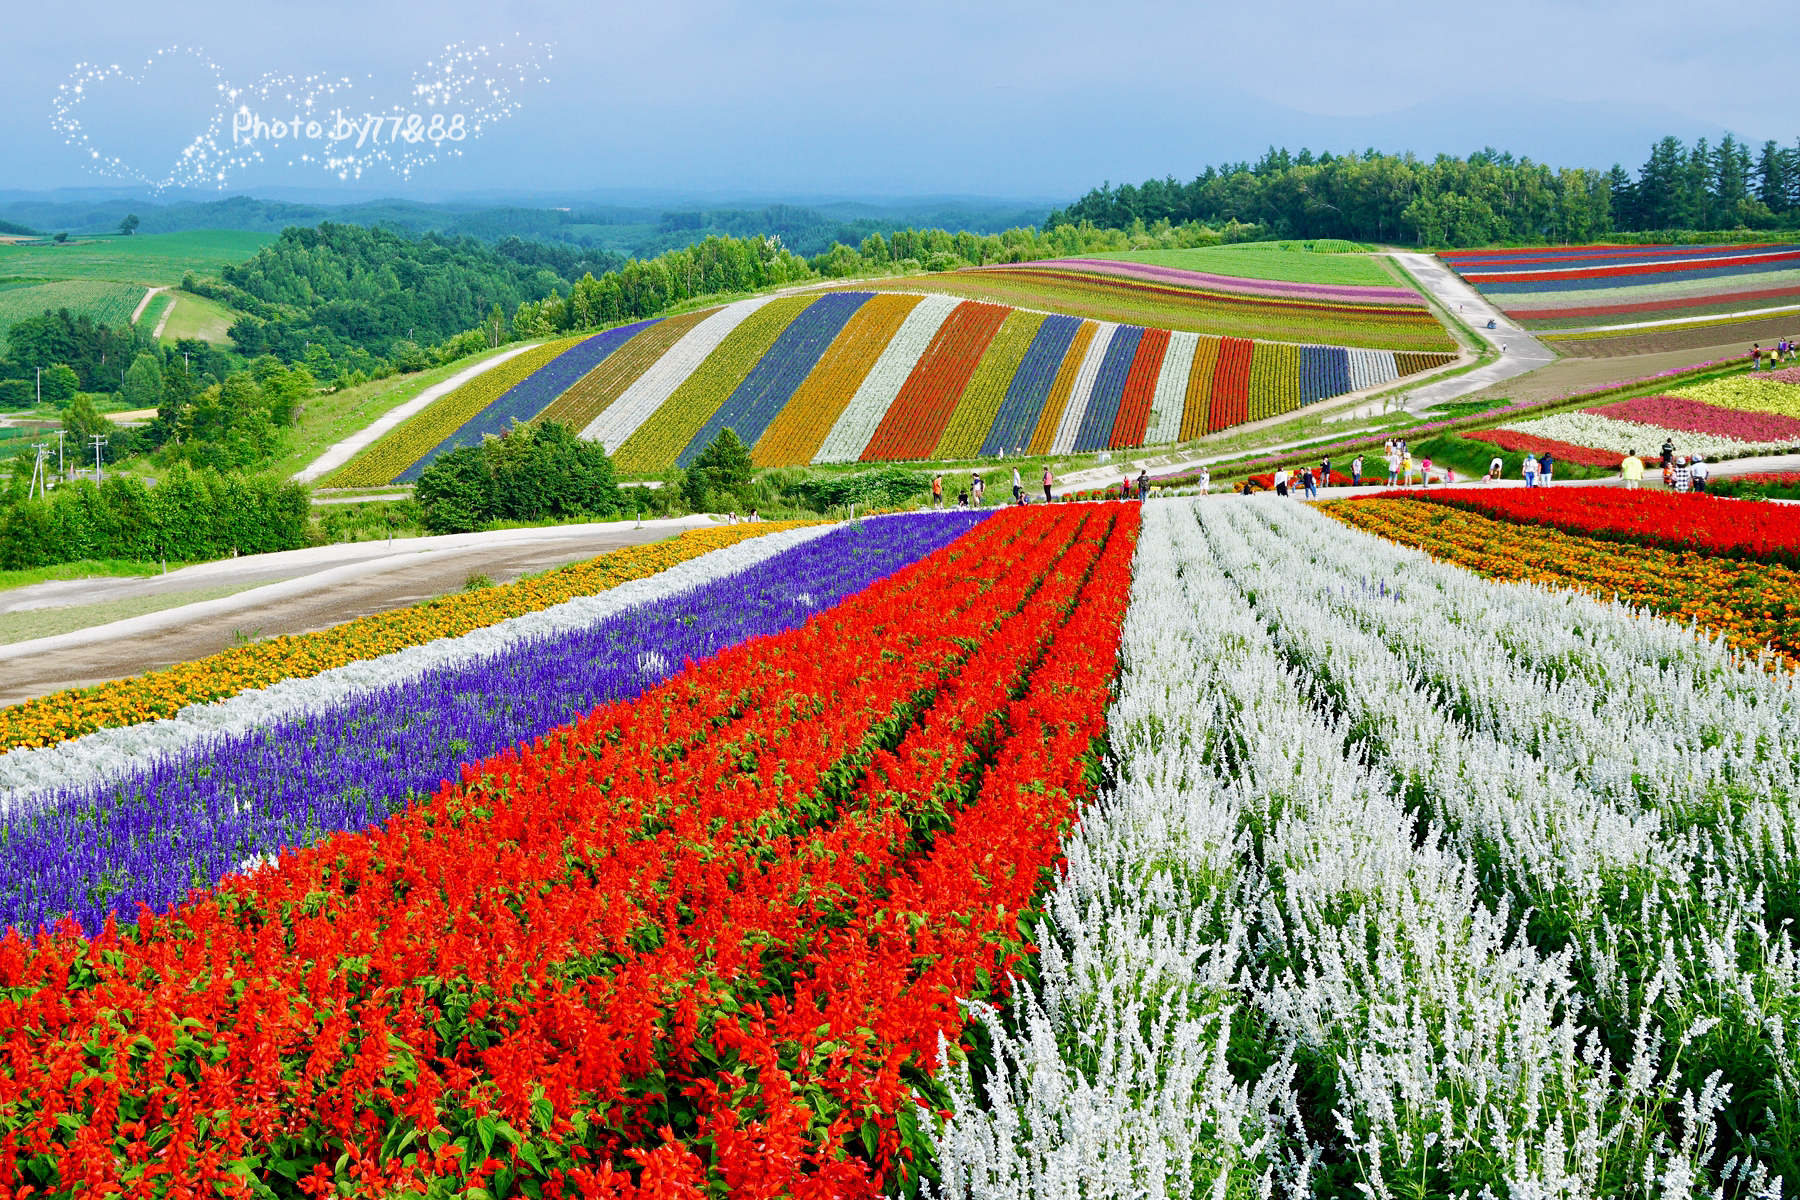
0, 231, 274, 287
157, 292, 237, 345
1086, 242, 1398, 287
0, 280, 147, 343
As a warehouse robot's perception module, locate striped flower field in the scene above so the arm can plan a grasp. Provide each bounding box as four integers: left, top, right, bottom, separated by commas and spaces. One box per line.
8, 493, 1800, 1197
1442, 242, 1800, 329
329, 288, 1457, 484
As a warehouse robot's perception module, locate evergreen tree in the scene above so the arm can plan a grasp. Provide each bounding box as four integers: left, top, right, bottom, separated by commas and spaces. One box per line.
682, 428, 754, 513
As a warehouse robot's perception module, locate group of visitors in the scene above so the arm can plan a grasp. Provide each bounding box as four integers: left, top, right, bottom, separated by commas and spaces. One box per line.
1381, 439, 1446, 487
725, 509, 761, 524
1751, 340, 1795, 371
1617, 441, 1710, 492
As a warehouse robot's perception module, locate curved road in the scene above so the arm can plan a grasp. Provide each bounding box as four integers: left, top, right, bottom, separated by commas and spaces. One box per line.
1385, 253, 1556, 409
0, 518, 718, 707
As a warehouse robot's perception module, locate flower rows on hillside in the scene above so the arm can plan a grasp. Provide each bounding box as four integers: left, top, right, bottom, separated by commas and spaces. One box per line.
328, 337, 583, 487
0, 504, 1136, 1197
343, 288, 1458, 479
1441, 242, 1800, 328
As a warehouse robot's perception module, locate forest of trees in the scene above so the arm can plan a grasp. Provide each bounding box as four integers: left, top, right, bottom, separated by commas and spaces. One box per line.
202, 224, 622, 371
1048, 136, 1800, 246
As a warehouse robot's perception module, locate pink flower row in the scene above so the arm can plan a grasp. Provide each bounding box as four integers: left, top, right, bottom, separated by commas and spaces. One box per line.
1586, 394, 1800, 443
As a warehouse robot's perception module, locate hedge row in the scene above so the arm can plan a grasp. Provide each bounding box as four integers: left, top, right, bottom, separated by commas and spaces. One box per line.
0, 467, 311, 570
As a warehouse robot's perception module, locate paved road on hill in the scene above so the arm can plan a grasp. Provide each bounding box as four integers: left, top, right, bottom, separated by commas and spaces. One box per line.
1385, 253, 1556, 409
0, 519, 714, 707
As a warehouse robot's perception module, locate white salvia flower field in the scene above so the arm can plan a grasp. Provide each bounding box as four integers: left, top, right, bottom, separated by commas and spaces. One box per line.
932, 498, 1796, 1200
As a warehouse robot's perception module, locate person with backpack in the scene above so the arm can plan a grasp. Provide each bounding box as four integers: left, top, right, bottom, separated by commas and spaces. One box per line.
1136, 469, 1149, 500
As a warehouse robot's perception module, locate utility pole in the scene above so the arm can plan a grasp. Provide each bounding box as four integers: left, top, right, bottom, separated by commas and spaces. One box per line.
89, 433, 107, 482
55, 429, 64, 477
35, 367, 40, 407
28, 443, 47, 499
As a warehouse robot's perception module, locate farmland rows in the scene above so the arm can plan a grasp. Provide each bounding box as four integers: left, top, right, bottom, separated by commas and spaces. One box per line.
395, 325, 646, 482
859, 299, 1008, 461
328, 337, 579, 488
1069, 324, 1141, 453
1142, 328, 1197, 445
535, 312, 695, 430
676, 290, 871, 466
583, 299, 770, 452
1046, 322, 1115, 455
932, 307, 1044, 459
814, 294, 960, 463
1107, 325, 1168, 448
615, 295, 816, 471
751, 294, 921, 467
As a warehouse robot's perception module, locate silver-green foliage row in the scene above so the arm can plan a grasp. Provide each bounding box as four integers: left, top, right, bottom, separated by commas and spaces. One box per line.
932, 499, 1795, 1199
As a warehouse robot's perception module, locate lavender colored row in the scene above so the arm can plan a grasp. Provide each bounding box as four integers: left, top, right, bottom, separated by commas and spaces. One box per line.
2, 512, 989, 936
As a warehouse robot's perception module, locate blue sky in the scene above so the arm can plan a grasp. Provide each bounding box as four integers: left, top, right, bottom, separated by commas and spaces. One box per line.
1, 0, 1792, 202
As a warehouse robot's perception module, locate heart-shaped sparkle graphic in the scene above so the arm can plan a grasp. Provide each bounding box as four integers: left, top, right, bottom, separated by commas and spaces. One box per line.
53, 43, 550, 191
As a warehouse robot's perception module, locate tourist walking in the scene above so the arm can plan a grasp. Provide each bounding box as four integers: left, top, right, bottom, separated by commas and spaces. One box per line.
931, 473, 944, 509
1523, 453, 1539, 488
1199, 466, 1210, 495
1752, 344, 1763, 371
1351, 455, 1363, 487
971, 471, 985, 506
1690, 454, 1710, 493
1401, 449, 1415, 486
1012, 466, 1022, 504
1136, 469, 1149, 500
1385, 447, 1400, 486
1042, 463, 1054, 504
1419, 456, 1434, 487
1301, 466, 1318, 499
1620, 451, 1644, 489
1274, 467, 1291, 497
1539, 451, 1554, 485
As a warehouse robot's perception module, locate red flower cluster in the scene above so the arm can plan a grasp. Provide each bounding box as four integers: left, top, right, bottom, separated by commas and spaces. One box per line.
1387, 486, 1800, 569
1465, 428, 1624, 468
1206, 336, 1254, 432
0, 504, 1138, 1198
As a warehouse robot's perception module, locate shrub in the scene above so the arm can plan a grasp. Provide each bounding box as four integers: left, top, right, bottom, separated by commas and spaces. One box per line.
414, 421, 623, 534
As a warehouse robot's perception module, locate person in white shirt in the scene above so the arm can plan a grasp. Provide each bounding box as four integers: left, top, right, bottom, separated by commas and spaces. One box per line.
1487, 456, 1503, 482
1522, 455, 1538, 487
1351, 455, 1364, 487
1273, 467, 1291, 496
1199, 466, 1210, 495
1011, 466, 1022, 504
1690, 455, 1710, 493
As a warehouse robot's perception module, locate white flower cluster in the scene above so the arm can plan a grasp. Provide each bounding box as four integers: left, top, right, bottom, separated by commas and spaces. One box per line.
1345, 348, 1402, 392
812, 294, 960, 463
0, 525, 836, 809
1049, 322, 1118, 455
583, 297, 775, 452
932, 499, 1795, 1199
1503, 410, 1800, 461
1143, 331, 1200, 447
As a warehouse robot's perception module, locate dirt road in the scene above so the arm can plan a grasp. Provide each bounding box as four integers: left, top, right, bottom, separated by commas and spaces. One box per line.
0, 527, 681, 707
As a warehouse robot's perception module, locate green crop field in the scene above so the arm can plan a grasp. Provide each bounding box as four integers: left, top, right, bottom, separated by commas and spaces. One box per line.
0, 231, 275, 287
0, 280, 147, 344
1087, 242, 1396, 287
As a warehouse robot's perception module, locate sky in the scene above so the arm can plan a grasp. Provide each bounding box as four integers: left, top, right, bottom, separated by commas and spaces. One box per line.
0, 0, 1793, 204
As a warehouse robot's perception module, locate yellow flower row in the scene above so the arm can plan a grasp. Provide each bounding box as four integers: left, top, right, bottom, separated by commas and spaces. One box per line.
0, 523, 817, 755
1321, 498, 1800, 667
1668, 375, 1800, 417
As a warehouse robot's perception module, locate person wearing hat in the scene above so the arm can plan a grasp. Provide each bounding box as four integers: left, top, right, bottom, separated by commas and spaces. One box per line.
1690, 454, 1710, 493
1673, 456, 1692, 493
